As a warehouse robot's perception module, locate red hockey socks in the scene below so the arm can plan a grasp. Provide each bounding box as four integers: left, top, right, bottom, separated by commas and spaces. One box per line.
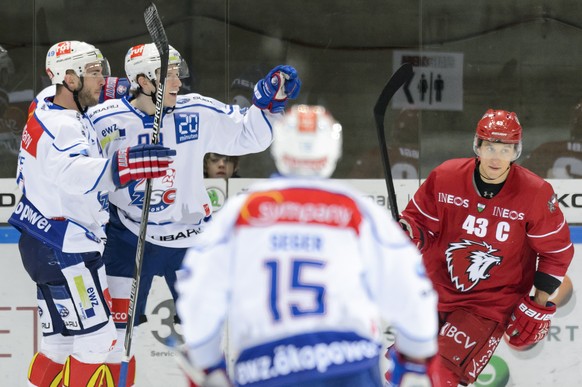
106, 356, 136, 386
62, 355, 115, 387
27, 352, 64, 387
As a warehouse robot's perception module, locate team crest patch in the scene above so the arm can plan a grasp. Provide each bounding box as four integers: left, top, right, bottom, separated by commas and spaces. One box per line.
445, 239, 502, 292
548, 193, 558, 213
128, 168, 177, 212
477, 203, 486, 212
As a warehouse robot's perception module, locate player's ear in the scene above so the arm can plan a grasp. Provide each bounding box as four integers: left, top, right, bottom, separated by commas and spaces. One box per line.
63, 70, 81, 91
136, 74, 151, 90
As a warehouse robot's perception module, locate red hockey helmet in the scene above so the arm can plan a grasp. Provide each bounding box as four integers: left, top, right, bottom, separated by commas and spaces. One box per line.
473, 109, 522, 160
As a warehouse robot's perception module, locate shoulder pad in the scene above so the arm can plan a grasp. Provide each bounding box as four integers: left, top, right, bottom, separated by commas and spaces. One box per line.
87, 100, 126, 120
176, 93, 214, 106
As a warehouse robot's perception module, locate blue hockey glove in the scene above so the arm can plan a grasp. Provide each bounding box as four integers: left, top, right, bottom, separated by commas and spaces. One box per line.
99, 77, 130, 102
385, 347, 432, 387
253, 65, 301, 113
111, 144, 176, 188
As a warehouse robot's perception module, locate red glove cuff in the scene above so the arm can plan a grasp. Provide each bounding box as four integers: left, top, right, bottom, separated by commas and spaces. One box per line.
505, 295, 556, 348
399, 217, 425, 251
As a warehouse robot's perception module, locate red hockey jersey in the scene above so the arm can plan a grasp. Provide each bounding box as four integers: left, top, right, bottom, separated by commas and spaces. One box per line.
402, 158, 573, 323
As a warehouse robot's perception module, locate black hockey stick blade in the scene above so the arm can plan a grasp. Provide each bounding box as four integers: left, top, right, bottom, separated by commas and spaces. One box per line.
144, 3, 170, 57
373, 62, 414, 221
374, 63, 413, 126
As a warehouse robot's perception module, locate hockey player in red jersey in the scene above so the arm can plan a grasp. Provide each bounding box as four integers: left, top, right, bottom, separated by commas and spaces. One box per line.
398, 109, 574, 386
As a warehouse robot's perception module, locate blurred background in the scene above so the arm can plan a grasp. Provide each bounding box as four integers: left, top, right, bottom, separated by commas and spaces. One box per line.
2, 0, 582, 179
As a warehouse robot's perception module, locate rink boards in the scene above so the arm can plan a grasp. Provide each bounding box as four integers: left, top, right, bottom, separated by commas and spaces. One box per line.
0, 178, 580, 386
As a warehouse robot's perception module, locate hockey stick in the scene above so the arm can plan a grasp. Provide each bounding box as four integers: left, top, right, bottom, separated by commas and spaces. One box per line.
373, 62, 414, 221
165, 335, 207, 386
118, 3, 169, 386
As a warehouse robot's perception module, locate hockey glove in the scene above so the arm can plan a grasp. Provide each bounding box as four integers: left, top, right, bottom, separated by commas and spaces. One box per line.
385, 347, 432, 387
111, 144, 176, 188
399, 217, 425, 251
505, 294, 556, 348
186, 368, 231, 387
173, 342, 232, 387
253, 65, 301, 113
99, 77, 130, 102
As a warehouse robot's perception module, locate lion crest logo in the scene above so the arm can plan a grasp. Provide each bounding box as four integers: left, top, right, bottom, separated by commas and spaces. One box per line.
445, 239, 502, 292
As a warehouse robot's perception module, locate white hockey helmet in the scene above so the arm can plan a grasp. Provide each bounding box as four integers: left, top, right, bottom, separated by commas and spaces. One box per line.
271, 105, 342, 178
124, 43, 189, 90
45, 41, 110, 85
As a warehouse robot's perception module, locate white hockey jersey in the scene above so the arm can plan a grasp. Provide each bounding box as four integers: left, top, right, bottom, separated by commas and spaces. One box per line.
10, 97, 115, 253
176, 178, 438, 386
88, 95, 275, 248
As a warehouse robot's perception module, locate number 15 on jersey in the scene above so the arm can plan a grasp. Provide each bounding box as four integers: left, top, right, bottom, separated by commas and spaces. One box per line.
264, 258, 326, 322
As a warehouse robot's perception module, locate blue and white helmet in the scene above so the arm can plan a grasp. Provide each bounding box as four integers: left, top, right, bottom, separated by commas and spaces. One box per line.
124, 43, 189, 90
271, 105, 342, 178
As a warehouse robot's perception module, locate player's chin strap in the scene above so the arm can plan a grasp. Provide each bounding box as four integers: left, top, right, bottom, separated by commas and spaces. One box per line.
139, 81, 176, 114
63, 78, 88, 114
138, 83, 158, 105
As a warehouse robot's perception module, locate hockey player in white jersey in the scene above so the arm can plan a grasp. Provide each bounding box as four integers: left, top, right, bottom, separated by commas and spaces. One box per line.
87, 42, 301, 384
176, 105, 439, 387
8, 41, 175, 387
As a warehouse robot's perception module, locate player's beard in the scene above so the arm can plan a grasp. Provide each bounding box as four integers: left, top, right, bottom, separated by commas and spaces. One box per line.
77, 87, 99, 108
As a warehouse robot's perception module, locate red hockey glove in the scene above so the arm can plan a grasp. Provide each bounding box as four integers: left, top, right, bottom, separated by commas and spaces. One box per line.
385, 347, 433, 387
171, 338, 232, 387
505, 295, 556, 348
186, 368, 231, 387
112, 144, 176, 188
399, 217, 425, 251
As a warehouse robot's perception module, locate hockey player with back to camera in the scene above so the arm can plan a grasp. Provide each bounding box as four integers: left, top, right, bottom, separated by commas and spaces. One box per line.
398, 109, 574, 386
8, 41, 175, 387
176, 104, 439, 387
87, 42, 301, 385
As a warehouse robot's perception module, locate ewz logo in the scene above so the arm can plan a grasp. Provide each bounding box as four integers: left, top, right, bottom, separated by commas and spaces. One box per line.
79, 286, 102, 319
174, 113, 199, 143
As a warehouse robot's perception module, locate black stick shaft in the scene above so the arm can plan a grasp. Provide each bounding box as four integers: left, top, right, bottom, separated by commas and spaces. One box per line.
119, 3, 170, 386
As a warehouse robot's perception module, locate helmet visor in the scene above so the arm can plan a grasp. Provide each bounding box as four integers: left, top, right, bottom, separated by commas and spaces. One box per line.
155, 59, 189, 82
474, 139, 521, 161
83, 58, 111, 78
